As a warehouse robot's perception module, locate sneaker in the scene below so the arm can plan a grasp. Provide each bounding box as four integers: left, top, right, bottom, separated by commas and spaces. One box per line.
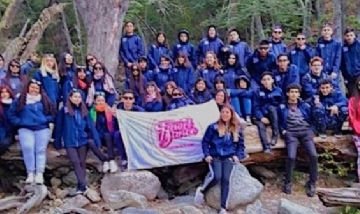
68, 186, 89, 197
246, 116, 252, 126
218, 208, 228, 214
120, 160, 128, 171
282, 183, 292, 194
306, 181, 316, 197
34, 172, 44, 184
263, 148, 272, 155
109, 160, 118, 173
194, 187, 205, 207
334, 133, 342, 138
103, 161, 110, 173
25, 173, 34, 184
319, 133, 327, 139
270, 136, 278, 146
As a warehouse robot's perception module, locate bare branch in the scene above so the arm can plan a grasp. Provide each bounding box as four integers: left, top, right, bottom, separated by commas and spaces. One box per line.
0, 0, 25, 32
19, 19, 30, 37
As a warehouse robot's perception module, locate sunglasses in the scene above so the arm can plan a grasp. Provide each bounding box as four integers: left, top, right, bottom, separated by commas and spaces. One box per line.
30, 79, 41, 85
87, 58, 94, 62
72, 88, 80, 92
77, 66, 86, 70
94, 67, 103, 70
10, 64, 20, 68
123, 96, 134, 100
273, 31, 282, 34
297, 37, 305, 40
95, 91, 106, 96
172, 93, 182, 96
259, 47, 269, 50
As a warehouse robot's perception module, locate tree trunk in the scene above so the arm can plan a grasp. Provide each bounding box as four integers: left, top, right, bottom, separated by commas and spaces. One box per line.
332, 0, 342, 40
255, 14, 265, 40
250, 15, 255, 49
61, 11, 74, 55
0, 0, 24, 33
72, 0, 85, 63
303, 0, 312, 37
74, 0, 130, 77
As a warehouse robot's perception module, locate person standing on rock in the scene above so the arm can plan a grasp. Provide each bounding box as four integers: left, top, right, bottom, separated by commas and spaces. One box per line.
194, 104, 246, 214
54, 89, 105, 195
277, 83, 318, 197
8, 79, 56, 184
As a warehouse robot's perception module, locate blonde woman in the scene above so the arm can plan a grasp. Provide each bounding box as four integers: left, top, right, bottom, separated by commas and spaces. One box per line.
194, 104, 246, 214
33, 54, 60, 107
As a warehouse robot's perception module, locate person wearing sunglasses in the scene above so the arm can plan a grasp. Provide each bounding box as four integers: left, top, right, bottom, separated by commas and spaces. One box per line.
315, 23, 342, 82
85, 54, 98, 75
8, 80, 56, 184
246, 40, 277, 89
341, 28, 360, 96
125, 64, 147, 106
288, 32, 314, 79
1, 59, 27, 97
86, 62, 117, 107
166, 87, 194, 111
115, 90, 144, 170
269, 25, 287, 58
273, 54, 300, 99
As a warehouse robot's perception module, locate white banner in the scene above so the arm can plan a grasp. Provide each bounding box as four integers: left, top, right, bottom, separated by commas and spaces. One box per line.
116, 100, 220, 170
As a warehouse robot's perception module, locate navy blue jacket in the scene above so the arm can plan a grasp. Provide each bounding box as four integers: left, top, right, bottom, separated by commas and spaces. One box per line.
63, 80, 88, 103
301, 72, 339, 100
93, 79, 116, 106
197, 36, 224, 65
8, 98, 53, 131
172, 35, 196, 68
269, 39, 287, 58
153, 66, 173, 92
202, 122, 245, 158
278, 100, 312, 133
21, 60, 35, 75
166, 97, 195, 110
253, 86, 283, 120
189, 91, 212, 104
119, 34, 144, 64
141, 68, 155, 82
315, 38, 342, 75
93, 111, 117, 138
288, 45, 313, 77
0, 103, 14, 141
198, 68, 220, 91
224, 40, 252, 69
172, 66, 196, 95
59, 67, 75, 104
147, 44, 172, 70
312, 90, 348, 111
54, 106, 100, 149
125, 77, 148, 105
221, 67, 239, 89
341, 39, 360, 79
143, 99, 163, 112
246, 51, 277, 84
273, 65, 300, 95
33, 70, 60, 106
116, 103, 145, 111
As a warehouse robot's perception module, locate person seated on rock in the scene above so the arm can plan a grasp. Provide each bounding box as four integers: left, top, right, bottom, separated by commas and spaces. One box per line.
348, 76, 360, 182
194, 104, 246, 214
301, 56, 339, 102
166, 87, 195, 110
189, 77, 212, 104
89, 92, 118, 173
55, 89, 107, 195
278, 83, 318, 197
125, 64, 148, 106
162, 81, 177, 111
0, 85, 16, 156
8, 79, 56, 184
253, 72, 283, 154
142, 81, 163, 112
115, 89, 145, 170
311, 79, 348, 138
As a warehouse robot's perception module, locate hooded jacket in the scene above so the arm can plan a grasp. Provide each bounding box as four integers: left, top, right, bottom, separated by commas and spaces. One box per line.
147, 43, 171, 70
119, 33, 144, 64
223, 40, 252, 69
172, 30, 197, 67
273, 64, 300, 96
198, 67, 220, 91
288, 44, 313, 77
315, 37, 342, 75
277, 100, 312, 134
246, 50, 277, 84
341, 39, 360, 79
172, 65, 195, 95
153, 55, 174, 92
228, 76, 253, 98
269, 39, 287, 58
196, 27, 224, 65
301, 71, 339, 100
253, 86, 283, 120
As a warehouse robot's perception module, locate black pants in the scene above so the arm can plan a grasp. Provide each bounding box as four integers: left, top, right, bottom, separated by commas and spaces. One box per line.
88, 139, 108, 162
102, 133, 115, 160
284, 129, 318, 185
254, 105, 279, 149
0, 136, 12, 157
66, 144, 87, 191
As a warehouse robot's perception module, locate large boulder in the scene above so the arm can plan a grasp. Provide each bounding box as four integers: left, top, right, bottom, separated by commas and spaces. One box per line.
103, 190, 148, 210
101, 171, 161, 201
278, 198, 319, 214
205, 163, 263, 210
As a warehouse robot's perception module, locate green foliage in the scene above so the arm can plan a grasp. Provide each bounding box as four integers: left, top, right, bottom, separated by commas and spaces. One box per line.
341, 206, 360, 214
318, 147, 356, 177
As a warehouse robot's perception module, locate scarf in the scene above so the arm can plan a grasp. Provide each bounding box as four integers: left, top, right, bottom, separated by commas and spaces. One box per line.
40, 66, 60, 82
1, 98, 13, 104
78, 79, 87, 90
86, 74, 117, 106
26, 94, 41, 104
89, 105, 114, 132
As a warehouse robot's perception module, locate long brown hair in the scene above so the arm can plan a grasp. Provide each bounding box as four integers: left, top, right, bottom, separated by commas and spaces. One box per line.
217, 104, 240, 142
5, 59, 27, 84
65, 89, 88, 118
129, 64, 145, 95
200, 51, 221, 70
162, 81, 177, 105
143, 81, 162, 105
174, 52, 191, 68
16, 80, 56, 116
0, 85, 14, 119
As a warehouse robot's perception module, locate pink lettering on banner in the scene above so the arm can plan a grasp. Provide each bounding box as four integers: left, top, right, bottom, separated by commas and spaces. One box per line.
155, 118, 199, 148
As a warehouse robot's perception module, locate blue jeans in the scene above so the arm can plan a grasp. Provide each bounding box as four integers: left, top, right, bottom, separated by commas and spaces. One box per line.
230, 97, 241, 116
18, 128, 51, 173
239, 97, 251, 117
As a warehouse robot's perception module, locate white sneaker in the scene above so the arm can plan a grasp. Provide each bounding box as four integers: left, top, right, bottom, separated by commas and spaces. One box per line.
218, 208, 228, 214
103, 162, 110, 173
109, 160, 118, 173
34, 172, 44, 184
25, 173, 34, 184
194, 187, 205, 207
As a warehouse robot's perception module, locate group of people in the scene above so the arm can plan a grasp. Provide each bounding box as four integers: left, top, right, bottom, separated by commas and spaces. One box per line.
0, 19, 359, 214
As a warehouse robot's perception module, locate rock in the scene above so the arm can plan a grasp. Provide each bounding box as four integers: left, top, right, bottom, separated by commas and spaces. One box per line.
171, 195, 195, 206
278, 198, 319, 214
86, 188, 101, 203
178, 206, 203, 214
120, 207, 163, 214
60, 195, 90, 209
53, 198, 63, 207
245, 200, 271, 214
102, 190, 147, 210
157, 187, 169, 200
62, 170, 100, 186
50, 177, 62, 187
101, 171, 161, 200
55, 188, 68, 199
172, 163, 208, 185
205, 163, 263, 210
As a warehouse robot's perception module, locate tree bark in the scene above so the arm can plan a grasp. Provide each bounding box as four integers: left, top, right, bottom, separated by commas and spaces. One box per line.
74, 0, 130, 77
332, 0, 342, 40
72, 0, 85, 62
255, 14, 265, 40
0, 0, 24, 33
61, 11, 74, 55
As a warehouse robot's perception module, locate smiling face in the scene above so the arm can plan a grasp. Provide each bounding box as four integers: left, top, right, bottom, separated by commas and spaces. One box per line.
94, 95, 106, 106
28, 83, 40, 96
65, 54, 73, 64
215, 91, 225, 104
172, 89, 183, 99
196, 80, 206, 91
220, 106, 232, 122
0, 88, 10, 100
319, 83, 333, 96
70, 91, 82, 105
9, 61, 20, 74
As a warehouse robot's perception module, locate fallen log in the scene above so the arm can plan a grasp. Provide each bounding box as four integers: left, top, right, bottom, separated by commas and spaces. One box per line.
317, 187, 360, 207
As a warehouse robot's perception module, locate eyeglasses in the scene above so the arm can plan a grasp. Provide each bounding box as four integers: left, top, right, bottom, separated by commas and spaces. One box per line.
10, 64, 20, 68
273, 31, 282, 34
30, 79, 41, 85
123, 96, 134, 100
77, 66, 86, 69
172, 93, 182, 96
94, 67, 103, 70
297, 37, 305, 40
87, 58, 94, 62
259, 46, 269, 50
95, 91, 105, 96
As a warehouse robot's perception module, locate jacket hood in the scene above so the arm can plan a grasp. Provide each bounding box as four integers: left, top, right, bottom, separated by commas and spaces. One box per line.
213, 76, 226, 89
178, 30, 189, 43
235, 75, 250, 89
